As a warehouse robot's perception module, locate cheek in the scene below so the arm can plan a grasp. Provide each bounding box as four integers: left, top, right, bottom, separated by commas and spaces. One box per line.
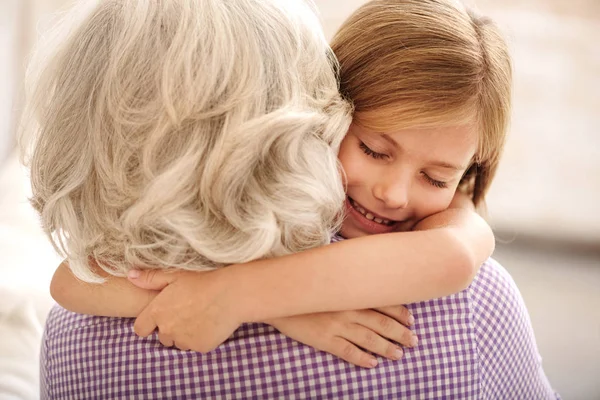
338, 140, 366, 187
412, 190, 455, 219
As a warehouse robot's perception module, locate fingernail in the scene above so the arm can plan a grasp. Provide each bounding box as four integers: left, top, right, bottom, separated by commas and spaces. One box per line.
393, 348, 403, 360
410, 335, 419, 347
369, 358, 378, 368
408, 314, 415, 326
128, 270, 141, 279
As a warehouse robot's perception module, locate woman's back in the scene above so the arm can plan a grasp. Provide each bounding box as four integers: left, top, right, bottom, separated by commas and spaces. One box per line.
42, 258, 558, 399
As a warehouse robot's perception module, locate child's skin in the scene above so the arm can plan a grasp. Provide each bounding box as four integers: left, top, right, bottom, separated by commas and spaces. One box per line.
52, 112, 494, 368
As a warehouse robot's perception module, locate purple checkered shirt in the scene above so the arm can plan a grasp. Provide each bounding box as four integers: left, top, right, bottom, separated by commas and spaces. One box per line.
41, 243, 559, 399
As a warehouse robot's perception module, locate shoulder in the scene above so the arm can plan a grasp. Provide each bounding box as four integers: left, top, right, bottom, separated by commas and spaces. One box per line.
468, 258, 559, 399
469, 258, 526, 315
468, 257, 535, 354
44, 304, 135, 341
468, 258, 539, 345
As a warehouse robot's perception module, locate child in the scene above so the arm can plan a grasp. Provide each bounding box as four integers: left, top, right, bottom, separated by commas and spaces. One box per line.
46, 0, 504, 368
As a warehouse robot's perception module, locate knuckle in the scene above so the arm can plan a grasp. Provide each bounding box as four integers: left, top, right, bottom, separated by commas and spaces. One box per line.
364, 331, 377, 347
149, 306, 161, 320
333, 311, 351, 323
341, 343, 356, 359
377, 315, 393, 332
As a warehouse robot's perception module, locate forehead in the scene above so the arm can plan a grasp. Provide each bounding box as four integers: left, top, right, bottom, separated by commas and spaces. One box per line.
353, 102, 479, 131
353, 121, 479, 166
355, 106, 479, 141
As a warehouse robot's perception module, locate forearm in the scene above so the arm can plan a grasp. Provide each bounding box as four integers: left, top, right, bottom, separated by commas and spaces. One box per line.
50, 261, 157, 317
414, 206, 495, 268
227, 227, 478, 323
226, 202, 494, 323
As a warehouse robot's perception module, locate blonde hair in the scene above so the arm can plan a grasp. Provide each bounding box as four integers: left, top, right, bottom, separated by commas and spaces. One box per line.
20, 0, 352, 282
331, 0, 512, 206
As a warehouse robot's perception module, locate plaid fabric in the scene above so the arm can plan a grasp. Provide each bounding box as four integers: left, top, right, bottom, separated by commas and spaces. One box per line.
41, 257, 559, 399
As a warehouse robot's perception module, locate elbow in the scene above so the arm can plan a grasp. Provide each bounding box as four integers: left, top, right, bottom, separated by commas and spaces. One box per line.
50, 263, 67, 305
50, 261, 78, 312
445, 233, 483, 293
471, 213, 496, 266
450, 216, 495, 291
472, 219, 496, 271
450, 253, 478, 294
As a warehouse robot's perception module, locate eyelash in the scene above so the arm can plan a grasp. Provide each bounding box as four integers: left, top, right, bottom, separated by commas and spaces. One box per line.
359, 141, 448, 189
422, 173, 448, 189
359, 142, 387, 160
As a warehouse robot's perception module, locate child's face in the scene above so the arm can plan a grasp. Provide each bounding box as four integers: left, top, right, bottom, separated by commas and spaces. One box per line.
338, 119, 478, 239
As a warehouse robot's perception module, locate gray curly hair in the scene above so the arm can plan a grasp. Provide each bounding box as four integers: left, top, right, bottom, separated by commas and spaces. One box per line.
20, 0, 352, 282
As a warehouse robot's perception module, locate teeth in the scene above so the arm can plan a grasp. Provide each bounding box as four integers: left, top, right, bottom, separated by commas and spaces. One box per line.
350, 198, 394, 226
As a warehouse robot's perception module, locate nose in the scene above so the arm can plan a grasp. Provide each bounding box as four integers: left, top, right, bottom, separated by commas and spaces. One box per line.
372, 174, 410, 209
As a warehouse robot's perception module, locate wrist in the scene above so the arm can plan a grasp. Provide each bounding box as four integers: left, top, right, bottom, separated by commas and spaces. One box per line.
219, 258, 301, 323
216, 262, 267, 324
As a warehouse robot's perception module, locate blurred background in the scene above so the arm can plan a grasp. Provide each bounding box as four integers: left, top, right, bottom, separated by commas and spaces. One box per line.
0, 0, 598, 399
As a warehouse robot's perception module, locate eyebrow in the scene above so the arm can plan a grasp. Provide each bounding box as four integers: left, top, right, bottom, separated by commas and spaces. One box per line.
380, 133, 467, 171
380, 133, 398, 148
428, 161, 466, 171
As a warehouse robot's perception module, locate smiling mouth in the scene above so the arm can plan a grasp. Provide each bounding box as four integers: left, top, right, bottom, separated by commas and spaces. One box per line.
348, 197, 397, 226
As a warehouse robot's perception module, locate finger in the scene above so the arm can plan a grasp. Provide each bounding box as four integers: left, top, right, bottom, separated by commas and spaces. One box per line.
343, 323, 404, 361
326, 337, 379, 369
127, 269, 176, 290
134, 306, 159, 338
374, 305, 415, 327
357, 309, 418, 349
158, 332, 174, 348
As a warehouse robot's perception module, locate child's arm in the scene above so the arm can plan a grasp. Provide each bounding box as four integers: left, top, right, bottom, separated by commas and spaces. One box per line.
51, 261, 417, 368
50, 261, 157, 317
232, 205, 493, 322
52, 198, 492, 358
52, 197, 493, 318
124, 202, 493, 353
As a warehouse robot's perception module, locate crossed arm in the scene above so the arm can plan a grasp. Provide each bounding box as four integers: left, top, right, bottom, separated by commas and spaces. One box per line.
51, 196, 494, 366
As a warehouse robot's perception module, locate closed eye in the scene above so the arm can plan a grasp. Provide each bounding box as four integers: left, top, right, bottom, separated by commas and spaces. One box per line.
359, 142, 387, 160
421, 172, 448, 189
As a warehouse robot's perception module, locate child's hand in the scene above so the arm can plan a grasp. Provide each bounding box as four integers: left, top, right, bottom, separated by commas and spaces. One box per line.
128, 268, 241, 353
267, 306, 417, 369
